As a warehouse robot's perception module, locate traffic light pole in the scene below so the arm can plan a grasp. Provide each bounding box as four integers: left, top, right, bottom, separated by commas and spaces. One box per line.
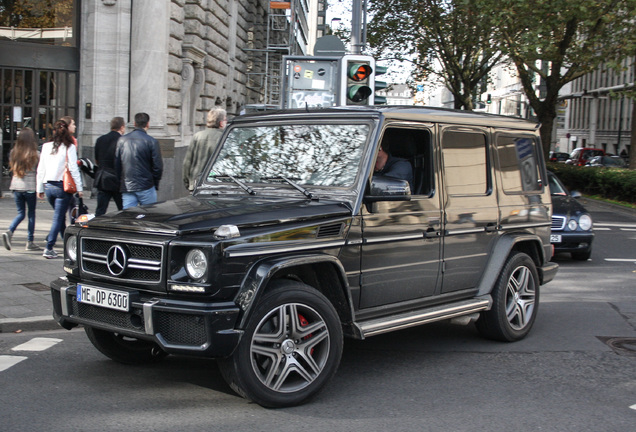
351, 0, 362, 55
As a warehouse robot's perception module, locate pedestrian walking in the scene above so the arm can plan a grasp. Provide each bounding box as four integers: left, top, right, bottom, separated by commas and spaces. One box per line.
115, 112, 163, 209
94, 116, 125, 216
182, 107, 227, 192
2, 127, 42, 251
36, 118, 84, 259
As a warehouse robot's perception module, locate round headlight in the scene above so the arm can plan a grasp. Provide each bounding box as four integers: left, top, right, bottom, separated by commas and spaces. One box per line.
578, 214, 592, 231
66, 236, 77, 261
567, 219, 578, 231
185, 249, 207, 280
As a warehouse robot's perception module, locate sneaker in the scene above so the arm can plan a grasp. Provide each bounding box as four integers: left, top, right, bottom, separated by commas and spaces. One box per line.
26, 241, 43, 251
2, 230, 12, 251
43, 248, 58, 259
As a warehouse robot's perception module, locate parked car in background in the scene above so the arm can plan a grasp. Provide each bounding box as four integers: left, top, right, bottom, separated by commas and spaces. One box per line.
566, 147, 605, 166
548, 171, 594, 260
585, 155, 628, 168
549, 151, 570, 163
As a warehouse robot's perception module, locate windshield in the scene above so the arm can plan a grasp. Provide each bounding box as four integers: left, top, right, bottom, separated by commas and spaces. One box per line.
205, 123, 370, 189
548, 173, 567, 196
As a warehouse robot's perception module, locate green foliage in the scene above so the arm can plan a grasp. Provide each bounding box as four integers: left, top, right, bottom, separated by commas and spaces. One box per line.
367, 0, 502, 110
547, 163, 636, 203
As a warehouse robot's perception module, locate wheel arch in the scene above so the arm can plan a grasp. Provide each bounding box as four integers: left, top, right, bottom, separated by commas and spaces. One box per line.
234, 254, 355, 330
476, 234, 546, 297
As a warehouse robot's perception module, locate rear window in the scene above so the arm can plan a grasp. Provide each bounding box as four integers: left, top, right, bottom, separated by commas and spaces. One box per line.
495, 135, 542, 193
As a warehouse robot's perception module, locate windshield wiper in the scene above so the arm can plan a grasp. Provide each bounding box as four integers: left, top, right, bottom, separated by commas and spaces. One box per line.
264, 176, 316, 200
211, 173, 256, 195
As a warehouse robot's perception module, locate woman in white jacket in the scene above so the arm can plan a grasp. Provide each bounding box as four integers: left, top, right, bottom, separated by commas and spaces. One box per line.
36, 118, 83, 259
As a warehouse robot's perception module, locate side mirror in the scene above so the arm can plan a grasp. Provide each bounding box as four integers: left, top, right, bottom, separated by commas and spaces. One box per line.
364, 176, 411, 202
570, 190, 582, 199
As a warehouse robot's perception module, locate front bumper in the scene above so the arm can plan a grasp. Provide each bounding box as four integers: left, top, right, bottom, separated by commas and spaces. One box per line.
51, 277, 242, 357
552, 231, 594, 253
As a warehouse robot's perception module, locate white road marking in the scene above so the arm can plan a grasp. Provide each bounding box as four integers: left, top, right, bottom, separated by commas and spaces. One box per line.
604, 258, 636, 263
630, 404, 636, 411
0, 355, 28, 372
594, 227, 611, 231
620, 228, 636, 231
11, 337, 63, 352
596, 223, 636, 228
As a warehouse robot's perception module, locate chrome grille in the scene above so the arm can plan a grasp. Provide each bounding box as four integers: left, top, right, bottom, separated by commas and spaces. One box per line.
81, 237, 163, 283
552, 216, 566, 230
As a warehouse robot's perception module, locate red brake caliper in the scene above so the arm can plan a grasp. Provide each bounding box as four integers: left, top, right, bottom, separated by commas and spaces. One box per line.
298, 314, 314, 355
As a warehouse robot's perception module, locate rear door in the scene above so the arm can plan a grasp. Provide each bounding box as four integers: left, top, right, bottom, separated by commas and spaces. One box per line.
439, 126, 499, 294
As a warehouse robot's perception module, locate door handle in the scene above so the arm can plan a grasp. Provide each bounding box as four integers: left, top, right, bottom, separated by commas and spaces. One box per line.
484, 223, 499, 233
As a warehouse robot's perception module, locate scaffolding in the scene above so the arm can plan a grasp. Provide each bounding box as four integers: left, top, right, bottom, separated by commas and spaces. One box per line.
246, 1, 304, 108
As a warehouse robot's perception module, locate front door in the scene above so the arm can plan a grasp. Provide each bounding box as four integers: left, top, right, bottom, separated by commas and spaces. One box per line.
359, 125, 442, 309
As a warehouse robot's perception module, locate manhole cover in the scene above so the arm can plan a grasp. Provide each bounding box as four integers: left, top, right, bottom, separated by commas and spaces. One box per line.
22, 283, 49, 292
597, 337, 636, 358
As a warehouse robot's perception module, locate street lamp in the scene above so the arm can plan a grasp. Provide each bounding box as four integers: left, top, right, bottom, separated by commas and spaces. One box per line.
329, 17, 341, 34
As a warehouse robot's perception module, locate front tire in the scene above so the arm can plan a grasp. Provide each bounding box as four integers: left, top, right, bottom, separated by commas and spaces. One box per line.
477, 252, 539, 342
85, 327, 168, 365
219, 281, 343, 408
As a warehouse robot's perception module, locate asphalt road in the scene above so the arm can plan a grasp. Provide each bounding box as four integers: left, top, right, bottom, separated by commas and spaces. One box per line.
1, 198, 635, 431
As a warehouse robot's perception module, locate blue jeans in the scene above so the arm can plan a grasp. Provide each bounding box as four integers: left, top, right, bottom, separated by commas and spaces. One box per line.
44, 182, 72, 249
9, 191, 37, 242
122, 187, 157, 209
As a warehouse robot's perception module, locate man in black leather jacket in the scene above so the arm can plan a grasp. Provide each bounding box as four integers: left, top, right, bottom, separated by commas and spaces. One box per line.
115, 113, 163, 209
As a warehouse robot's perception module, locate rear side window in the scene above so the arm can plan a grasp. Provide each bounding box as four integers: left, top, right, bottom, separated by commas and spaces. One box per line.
495, 134, 542, 193
441, 130, 488, 196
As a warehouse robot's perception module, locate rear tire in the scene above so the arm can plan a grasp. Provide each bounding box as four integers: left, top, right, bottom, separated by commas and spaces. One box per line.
219, 280, 343, 408
477, 252, 539, 342
85, 327, 168, 365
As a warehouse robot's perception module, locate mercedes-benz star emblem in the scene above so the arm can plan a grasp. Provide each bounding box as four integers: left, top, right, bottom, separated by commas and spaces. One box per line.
106, 245, 128, 276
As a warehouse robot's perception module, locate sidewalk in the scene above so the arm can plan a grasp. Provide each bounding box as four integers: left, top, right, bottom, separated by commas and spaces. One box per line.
0, 192, 98, 333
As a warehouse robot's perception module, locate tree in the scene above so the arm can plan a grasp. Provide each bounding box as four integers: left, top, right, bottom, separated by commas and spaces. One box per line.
485, 0, 636, 159
367, 0, 503, 110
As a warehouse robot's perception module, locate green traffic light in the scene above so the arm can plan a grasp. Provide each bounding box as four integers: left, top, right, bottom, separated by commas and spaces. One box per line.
347, 84, 372, 102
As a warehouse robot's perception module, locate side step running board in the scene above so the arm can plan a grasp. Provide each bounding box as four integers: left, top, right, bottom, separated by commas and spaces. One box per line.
357, 297, 492, 338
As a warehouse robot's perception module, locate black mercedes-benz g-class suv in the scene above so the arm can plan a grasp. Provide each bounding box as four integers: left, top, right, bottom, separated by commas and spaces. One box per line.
51, 106, 558, 407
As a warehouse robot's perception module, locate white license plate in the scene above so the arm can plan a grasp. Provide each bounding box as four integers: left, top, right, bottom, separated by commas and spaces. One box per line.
77, 284, 129, 312
550, 234, 562, 243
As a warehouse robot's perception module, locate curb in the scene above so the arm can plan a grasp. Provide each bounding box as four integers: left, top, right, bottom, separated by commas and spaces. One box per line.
0, 316, 61, 334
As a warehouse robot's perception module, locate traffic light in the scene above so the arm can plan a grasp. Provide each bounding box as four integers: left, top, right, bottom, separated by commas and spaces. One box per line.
486, 93, 492, 104
374, 64, 388, 105
339, 55, 376, 105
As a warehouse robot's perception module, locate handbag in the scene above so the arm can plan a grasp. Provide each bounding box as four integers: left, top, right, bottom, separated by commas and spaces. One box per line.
94, 167, 119, 192
63, 148, 77, 194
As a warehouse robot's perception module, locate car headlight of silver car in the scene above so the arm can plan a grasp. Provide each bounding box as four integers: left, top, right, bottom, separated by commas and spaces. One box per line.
578, 214, 592, 231
185, 248, 208, 280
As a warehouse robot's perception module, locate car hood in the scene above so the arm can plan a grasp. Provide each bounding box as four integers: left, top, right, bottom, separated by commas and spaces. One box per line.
551, 194, 588, 218
84, 195, 353, 235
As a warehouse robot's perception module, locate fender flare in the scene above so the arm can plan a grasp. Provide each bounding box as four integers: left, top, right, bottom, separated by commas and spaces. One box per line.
476, 234, 546, 297
234, 254, 355, 329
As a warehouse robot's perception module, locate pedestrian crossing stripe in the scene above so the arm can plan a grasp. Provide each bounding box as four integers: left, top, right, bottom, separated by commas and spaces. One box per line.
11, 337, 62, 352
0, 355, 27, 372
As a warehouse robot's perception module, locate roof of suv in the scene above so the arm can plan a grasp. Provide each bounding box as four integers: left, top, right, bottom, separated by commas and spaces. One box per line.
234, 106, 541, 131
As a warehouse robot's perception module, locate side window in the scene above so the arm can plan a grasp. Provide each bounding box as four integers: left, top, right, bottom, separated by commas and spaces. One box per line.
441, 130, 488, 196
379, 127, 434, 196
496, 134, 542, 193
